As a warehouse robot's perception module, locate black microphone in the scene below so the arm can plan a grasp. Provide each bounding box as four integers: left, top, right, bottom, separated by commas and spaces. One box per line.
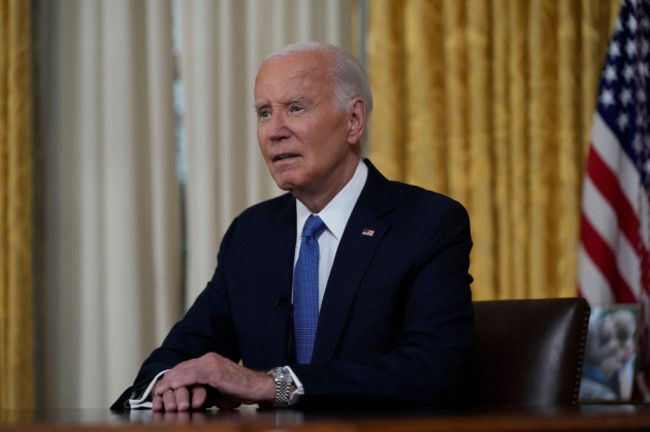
275, 295, 293, 312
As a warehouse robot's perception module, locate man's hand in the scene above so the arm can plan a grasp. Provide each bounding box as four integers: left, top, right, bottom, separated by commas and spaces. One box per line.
151, 352, 276, 411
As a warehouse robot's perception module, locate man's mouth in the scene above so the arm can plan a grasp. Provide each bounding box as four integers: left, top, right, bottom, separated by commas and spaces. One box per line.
273, 154, 299, 162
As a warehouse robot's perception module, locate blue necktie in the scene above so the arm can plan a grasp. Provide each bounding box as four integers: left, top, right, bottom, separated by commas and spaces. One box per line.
293, 215, 326, 364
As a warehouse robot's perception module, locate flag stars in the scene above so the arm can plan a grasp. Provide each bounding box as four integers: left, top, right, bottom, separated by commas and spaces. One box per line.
615, 17, 623, 33
641, 62, 650, 78
628, 15, 638, 32
609, 41, 622, 58
626, 40, 638, 57
621, 88, 633, 106
624, 64, 635, 81
617, 113, 629, 130
600, 89, 616, 107
604, 64, 618, 82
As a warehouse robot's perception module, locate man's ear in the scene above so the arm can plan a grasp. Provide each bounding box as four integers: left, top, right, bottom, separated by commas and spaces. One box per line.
346, 97, 366, 145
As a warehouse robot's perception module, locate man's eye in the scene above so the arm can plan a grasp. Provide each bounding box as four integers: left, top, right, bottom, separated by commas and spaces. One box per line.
290, 105, 303, 113
259, 111, 271, 119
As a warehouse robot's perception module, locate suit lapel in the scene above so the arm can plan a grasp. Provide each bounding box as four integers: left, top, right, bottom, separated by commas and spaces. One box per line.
260, 195, 296, 367
312, 160, 393, 362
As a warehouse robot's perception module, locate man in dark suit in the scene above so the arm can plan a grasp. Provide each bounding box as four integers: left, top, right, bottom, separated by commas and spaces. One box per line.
112, 42, 474, 411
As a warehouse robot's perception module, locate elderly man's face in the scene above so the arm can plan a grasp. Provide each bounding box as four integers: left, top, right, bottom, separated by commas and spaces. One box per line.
254, 51, 362, 208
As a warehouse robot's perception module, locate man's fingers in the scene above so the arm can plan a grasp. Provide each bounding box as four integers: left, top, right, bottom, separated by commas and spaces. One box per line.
190, 386, 207, 409
161, 389, 178, 411
152, 393, 164, 412
173, 387, 191, 412
154, 364, 201, 396
155, 373, 189, 397
154, 377, 171, 396
154, 386, 207, 412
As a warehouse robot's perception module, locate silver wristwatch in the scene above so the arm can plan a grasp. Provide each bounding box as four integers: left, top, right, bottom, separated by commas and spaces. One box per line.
268, 366, 293, 407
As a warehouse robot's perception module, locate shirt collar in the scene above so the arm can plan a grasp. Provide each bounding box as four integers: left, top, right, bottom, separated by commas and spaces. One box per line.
295, 160, 368, 240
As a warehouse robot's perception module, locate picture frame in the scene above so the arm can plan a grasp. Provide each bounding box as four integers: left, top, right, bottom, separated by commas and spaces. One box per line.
579, 304, 641, 402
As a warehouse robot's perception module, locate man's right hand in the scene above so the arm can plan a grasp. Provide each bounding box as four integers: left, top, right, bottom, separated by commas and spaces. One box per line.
151, 382, 241, 412
152, 352, 275, 411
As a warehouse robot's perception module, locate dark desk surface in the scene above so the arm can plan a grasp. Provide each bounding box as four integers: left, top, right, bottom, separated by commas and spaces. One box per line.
3, 404, 650, 431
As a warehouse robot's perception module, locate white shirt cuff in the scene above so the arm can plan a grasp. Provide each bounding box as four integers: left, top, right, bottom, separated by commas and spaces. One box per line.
285, 366, 304, 405
128, 369, 168, 409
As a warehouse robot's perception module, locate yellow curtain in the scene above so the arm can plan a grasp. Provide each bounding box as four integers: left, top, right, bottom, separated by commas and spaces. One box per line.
0, 0, 35, 409
368, 0, 620, 300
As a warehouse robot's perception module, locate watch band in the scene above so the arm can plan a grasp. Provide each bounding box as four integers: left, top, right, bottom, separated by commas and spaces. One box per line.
268, 367, 293, 407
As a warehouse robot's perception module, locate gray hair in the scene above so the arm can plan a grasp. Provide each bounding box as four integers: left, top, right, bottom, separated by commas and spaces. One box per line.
263, 42, 373, 149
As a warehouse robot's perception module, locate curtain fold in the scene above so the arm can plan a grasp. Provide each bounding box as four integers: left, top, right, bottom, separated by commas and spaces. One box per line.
0, 0, 35, 410
39, 0, 181, 408
527, 0, 557, 299
366, 0, 405, 180
368, 0, 620, 300
404, 1, 445, 191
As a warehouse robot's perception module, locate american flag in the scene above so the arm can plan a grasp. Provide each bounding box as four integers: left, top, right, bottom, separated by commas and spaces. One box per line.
578, 0, 650, 392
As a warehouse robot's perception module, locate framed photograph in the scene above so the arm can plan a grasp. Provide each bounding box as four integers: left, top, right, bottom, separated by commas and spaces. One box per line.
579, 304, 641, 402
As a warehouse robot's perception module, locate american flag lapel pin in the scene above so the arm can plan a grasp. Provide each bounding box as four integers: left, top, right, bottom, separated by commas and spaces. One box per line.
361, 228, 375, 237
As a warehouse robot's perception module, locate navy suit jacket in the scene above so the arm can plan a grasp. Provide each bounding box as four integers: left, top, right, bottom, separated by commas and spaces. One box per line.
112, 159, 474, 410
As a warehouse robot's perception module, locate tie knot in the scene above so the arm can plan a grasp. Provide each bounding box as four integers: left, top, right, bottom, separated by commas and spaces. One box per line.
303, 215, 326, 239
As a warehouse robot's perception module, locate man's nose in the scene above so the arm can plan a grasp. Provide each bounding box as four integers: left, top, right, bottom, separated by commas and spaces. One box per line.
268, 112, 291, 141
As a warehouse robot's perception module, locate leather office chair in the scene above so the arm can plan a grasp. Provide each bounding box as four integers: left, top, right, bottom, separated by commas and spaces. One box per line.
471, 297, 590, 407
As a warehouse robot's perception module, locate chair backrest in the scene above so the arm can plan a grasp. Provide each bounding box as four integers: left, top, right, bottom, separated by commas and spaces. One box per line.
471, 297, 590, 407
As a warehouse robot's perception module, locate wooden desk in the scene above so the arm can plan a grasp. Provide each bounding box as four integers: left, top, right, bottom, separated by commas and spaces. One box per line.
3, 404, 650, 431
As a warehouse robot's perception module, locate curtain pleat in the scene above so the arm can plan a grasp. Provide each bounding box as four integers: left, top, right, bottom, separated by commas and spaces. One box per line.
404, 0, 445, 192
40, 0, 181, 408
144, 0, 183, 344
491, 0, 511, 299
557, 0, 581, 302
467, 0, 494, 298
367, 0, 405, 180
0, 0, 35, 410
442, 0, 470, 206
507, 0, 530, 299
368, 0, 620, 300
527, 0, 557, 298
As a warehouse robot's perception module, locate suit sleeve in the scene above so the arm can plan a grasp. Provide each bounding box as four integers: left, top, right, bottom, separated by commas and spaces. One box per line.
290, 200, 474, 407
111, 221, 241, 410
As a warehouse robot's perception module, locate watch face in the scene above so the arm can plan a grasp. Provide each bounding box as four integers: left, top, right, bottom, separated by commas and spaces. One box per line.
270, 367, 288, 378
